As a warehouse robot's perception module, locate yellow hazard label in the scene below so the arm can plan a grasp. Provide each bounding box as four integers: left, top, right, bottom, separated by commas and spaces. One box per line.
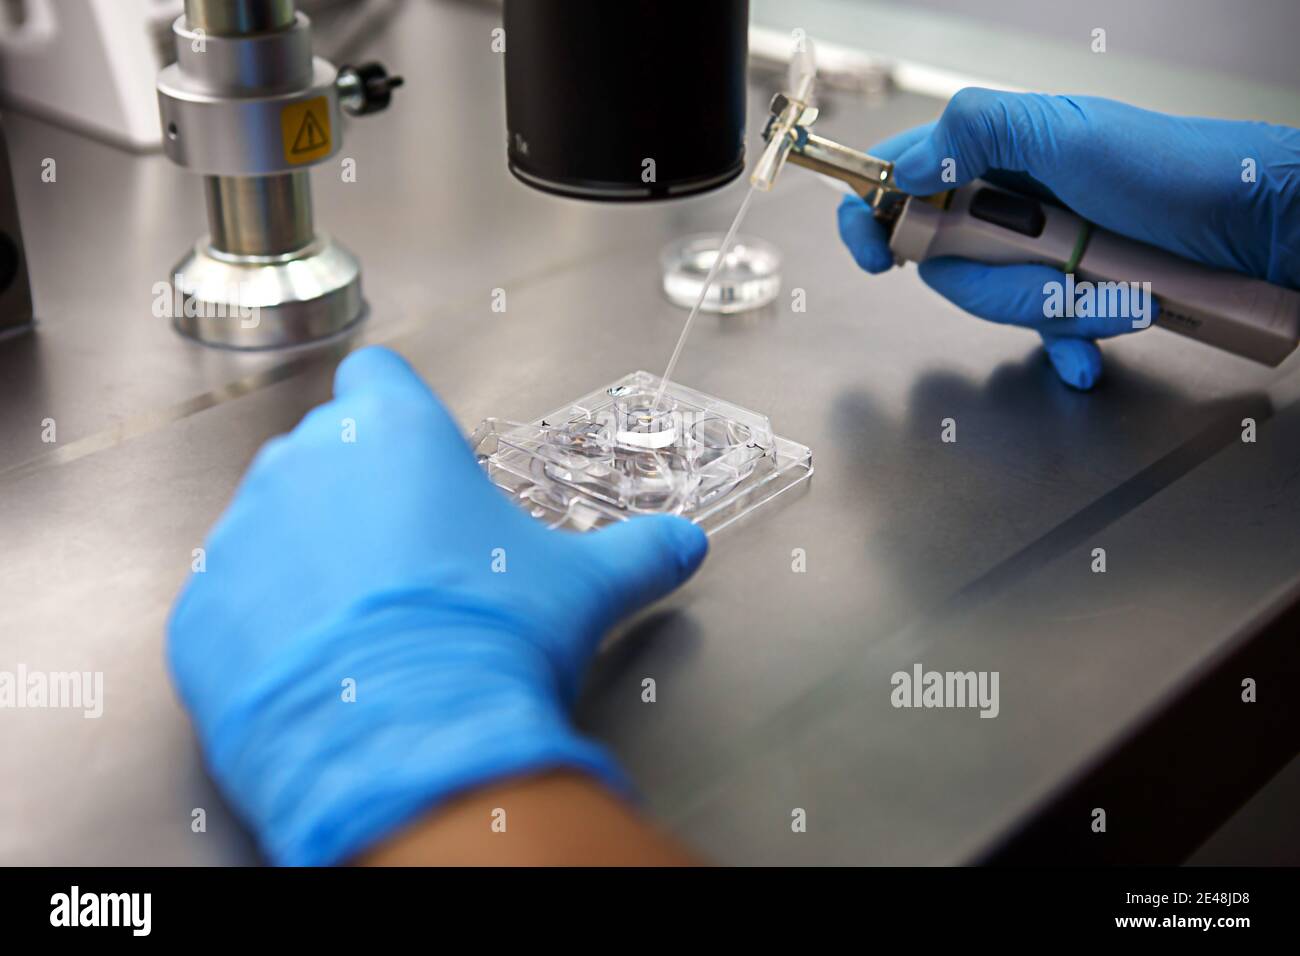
281, 97, 332, 165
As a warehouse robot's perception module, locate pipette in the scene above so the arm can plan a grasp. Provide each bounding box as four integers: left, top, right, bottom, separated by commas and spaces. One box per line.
652, 187, 757, 409
754, 65, 1300, 366
652, 42, 821, 410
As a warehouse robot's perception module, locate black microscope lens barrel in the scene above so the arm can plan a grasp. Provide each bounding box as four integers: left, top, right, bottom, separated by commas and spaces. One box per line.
503, 0, 750, 202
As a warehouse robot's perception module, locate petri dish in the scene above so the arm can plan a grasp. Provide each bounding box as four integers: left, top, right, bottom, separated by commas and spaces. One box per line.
660, 233, 782, 314
612, 391, 678, 449
473, 370, 812, 536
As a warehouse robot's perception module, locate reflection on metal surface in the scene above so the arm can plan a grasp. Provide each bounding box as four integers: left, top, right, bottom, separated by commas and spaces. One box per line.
0, 342, 348, 485
204, 173, 316, 257
184, 0, 295, 34
642, 391, 1281, 832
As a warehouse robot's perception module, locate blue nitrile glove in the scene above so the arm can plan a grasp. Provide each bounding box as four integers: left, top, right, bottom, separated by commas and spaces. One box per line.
167, 346, 708, 866
838, 89, 1300, 389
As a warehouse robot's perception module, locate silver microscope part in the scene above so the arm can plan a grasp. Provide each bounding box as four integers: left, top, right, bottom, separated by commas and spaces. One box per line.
186, 0, 296, 34
157, 0, 364, 349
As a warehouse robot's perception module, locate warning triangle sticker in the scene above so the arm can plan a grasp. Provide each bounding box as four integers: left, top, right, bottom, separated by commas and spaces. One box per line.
292, 110, 328, 154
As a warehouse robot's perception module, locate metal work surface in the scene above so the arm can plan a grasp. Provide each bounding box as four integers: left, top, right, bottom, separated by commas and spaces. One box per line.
2, 1, 1298, 864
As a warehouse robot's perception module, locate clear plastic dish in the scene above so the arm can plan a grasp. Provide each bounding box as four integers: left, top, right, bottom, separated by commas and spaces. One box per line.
660, 233, 782, 314
472, 371, 812, 535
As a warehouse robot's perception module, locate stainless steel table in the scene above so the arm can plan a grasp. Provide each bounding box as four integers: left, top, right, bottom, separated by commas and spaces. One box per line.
2, 0, 1297, 865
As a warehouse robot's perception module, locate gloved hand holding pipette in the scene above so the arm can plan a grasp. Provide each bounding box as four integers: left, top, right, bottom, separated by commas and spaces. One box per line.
837, 89, 1300, 389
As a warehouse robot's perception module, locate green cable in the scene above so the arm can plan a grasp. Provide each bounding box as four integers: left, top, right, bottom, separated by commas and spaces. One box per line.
1064, 221, 1093, 274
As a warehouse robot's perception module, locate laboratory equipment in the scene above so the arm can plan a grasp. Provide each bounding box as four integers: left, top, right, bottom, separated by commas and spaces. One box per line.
0, 0, 382, 150
500, 0, 772, 404
155, 0, 401, 348
0, 120, 32, 338
660, 233, 782, 314
502, 0, 749, 201
755, 90, 1300, 366
0, 0, 179, 151
473, 371, 812, 535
